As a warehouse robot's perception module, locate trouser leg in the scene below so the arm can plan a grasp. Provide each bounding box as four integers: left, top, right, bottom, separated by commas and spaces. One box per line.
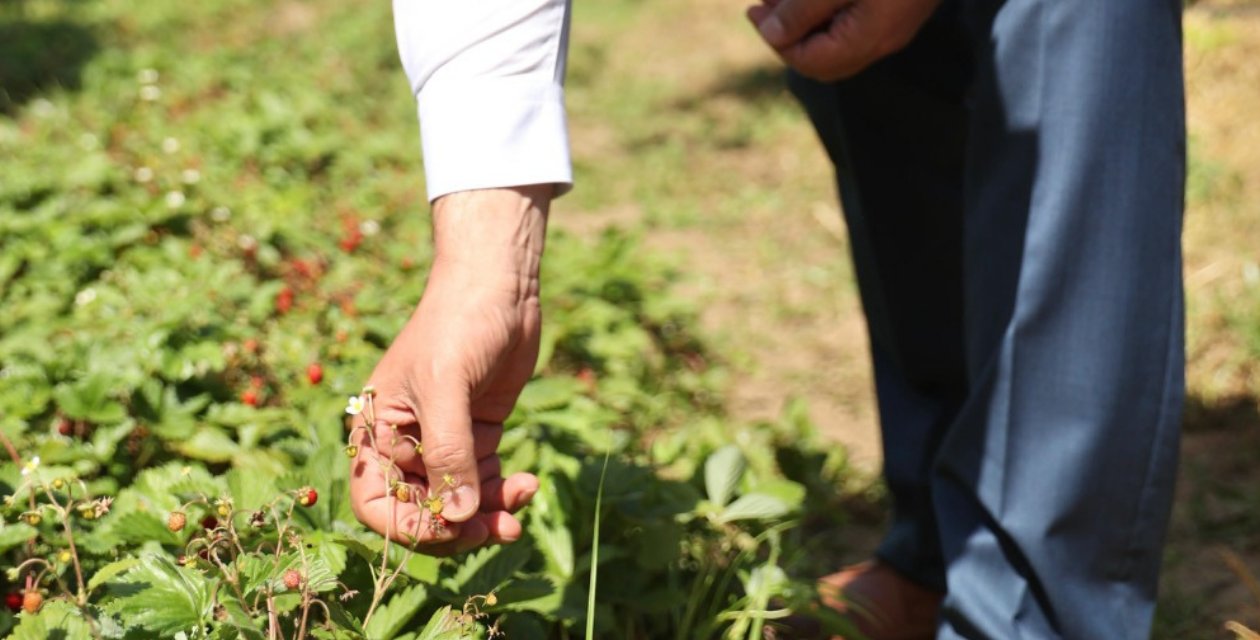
788, 3, 974, 594
934, 0, 1187, 637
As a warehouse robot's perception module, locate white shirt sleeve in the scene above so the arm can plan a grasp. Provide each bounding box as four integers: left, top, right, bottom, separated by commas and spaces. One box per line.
393, 0, 573, 202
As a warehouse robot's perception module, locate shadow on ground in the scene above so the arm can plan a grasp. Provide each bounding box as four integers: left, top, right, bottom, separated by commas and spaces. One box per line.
1157, 393, 1260, 639
0, 15, 98, 114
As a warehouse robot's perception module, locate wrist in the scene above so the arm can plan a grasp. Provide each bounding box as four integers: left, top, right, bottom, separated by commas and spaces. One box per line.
429, 185, 551, 299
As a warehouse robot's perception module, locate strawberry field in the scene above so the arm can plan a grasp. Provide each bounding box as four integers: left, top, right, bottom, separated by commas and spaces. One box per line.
0, 0, 858, 637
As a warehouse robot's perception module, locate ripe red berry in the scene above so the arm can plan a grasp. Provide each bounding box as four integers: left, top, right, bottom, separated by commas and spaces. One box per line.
5, 593, 21, 613
275, 287, 294, 314
242, 338, 260, 354
22, 591, 41, 614
168, 511, 187, 533
56, 418, 73, 436
240, 389, 259, 407
306, 363, 323, 385
283, 569, 303, 590
339, 229, 363, 253
200, 515, 218, 530
297, 487, 317, 507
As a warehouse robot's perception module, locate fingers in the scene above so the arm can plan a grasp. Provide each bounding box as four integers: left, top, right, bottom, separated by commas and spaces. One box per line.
355, 420, 504, 471
417, 377, 482, 522
421, 512, 524, 557
749, 0, 850, 49
349, 446, 458, 545
480, 472, 540, 513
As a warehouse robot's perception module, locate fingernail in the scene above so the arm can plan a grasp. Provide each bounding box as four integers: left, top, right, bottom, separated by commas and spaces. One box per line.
758, 15, 785, 45
520, 486, 538, 504
446, 485, 479, 519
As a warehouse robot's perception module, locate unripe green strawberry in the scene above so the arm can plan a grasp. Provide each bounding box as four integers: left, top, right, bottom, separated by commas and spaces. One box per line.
344, 444, 358, 458
168, 511, 186, 532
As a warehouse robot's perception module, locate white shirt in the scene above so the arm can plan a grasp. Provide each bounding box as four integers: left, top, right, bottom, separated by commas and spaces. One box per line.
393, 0, 573, 202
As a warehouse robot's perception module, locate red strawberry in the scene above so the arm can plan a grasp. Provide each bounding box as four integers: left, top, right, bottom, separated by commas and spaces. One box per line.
306, 363, 323, 385
275, 287, 294, 314
242, 338, 260, 354
283, 569, 303, 590
5, 593, 21, 613
297, 487, 317, 507
168, 511, 187, 532
56, 418, 73, 436
240, 389, 259, 407
201, 515, 219, 530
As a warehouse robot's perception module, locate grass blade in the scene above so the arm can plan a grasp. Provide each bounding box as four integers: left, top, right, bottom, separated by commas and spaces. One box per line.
586, 451, 611, 639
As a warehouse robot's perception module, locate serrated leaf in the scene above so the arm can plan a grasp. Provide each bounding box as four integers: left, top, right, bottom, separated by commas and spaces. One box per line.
516, 377, 582, 412
362, 583, 428, 640
495, 575, 562, 615
704, 444, 745, 507
0, 522, 37, 553
87, 557, 142, 593
175, 427, 239, 462
749, 478, 806, 510
10, 599, 93, 640
715, 492, 792, 523
106, 510, 182, 546
226, 465, 279, 511
414, 606, 463, 640
444, 539, 532, 596
105, 555, 212, 634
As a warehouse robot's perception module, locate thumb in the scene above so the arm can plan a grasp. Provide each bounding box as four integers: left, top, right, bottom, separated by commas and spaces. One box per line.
753, 0, 849, 49
417, 378, 481, 522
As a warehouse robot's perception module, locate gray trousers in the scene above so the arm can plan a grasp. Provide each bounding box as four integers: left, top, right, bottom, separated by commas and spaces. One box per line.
789, 0, 1186, 637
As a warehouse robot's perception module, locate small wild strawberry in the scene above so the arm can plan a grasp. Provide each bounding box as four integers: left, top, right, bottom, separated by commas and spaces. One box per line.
215, 499, 232, 518
168, 511, 187, 532
56, 418, 73, 436
5, 593, 21, 613
275, 287, 294, 314
57, 550, 72, 564
22, 591, 41, 614
393, 484, 411, 503
201, 515, 219, 530
297, 487, 317, 507
22, 512, 41, 526
485, 592, 498, 606
283, 569, 303, 590
240, 389, 259, 406
307, 362, 323, 385
51, 477, 64, 490
343, 444, 358, 458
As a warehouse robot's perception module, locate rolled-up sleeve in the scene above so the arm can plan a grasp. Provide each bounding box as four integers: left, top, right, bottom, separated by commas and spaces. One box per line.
393, 0, 572, 202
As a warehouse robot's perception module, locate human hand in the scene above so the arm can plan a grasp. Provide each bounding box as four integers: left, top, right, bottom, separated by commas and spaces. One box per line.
746, 0, 941, 81
348, 185, 552, 556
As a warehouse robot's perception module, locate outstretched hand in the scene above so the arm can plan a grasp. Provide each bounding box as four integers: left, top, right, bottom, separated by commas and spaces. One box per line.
348, 186, 552, 556
746, 0, 941, 81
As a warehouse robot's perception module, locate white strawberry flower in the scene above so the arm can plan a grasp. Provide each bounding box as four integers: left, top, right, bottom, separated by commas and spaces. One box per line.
21, 455, 40, 476
345, 396, 365, 416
